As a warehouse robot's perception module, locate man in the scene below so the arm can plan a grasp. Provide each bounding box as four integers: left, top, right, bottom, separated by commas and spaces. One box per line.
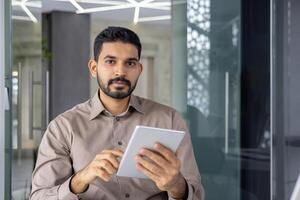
30, 27, 204, 200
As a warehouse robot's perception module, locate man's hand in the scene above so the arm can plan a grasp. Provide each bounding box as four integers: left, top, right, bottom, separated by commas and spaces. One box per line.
135, 143, 187, 199
70, 149, 123, 194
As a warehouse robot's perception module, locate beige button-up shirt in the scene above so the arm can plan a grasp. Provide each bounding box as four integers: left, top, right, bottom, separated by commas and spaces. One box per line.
30, 92, 204, 200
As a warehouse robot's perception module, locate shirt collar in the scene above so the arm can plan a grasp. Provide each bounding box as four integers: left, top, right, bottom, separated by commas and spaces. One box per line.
89, 90, 144, 120
129, 94, 145, 115
89, 91, 106, 120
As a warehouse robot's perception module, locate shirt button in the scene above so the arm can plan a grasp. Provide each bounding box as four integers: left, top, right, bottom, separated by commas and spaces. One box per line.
125, 193, 130, 198
118, 141, 123, 145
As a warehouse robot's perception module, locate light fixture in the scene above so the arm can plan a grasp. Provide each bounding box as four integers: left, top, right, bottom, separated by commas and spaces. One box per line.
69, 0, 84, 11
12, 71, 19, 77
11, 0, 186, 23
53, 0, 179, 24
75, 4, 136, 14
139, 15, 171, 22
12, 0, 41, 23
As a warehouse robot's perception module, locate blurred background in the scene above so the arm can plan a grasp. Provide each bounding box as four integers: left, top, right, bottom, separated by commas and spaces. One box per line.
1, 0, 300, 200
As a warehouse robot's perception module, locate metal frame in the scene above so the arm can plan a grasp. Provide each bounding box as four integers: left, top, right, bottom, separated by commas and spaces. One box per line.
4, 0, 12, 199
272, 0, 287, 199
1, 0, 12, 199
270, 0, 274, 198
0, 0, 5, 198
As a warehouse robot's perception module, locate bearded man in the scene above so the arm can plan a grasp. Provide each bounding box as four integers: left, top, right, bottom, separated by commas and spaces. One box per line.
30, 26, 204, 200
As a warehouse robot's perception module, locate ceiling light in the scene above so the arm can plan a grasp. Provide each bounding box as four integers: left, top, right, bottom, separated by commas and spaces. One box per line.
76, 4, 136, 14
69, 0, 84, 11
133, 6, 140, 24
12, 15, 32, 21
12, 0, 40, 23
138, 15, 171, 22
54, 0, 125, 5
140, 0, 156, 5
21, 3, 38, 23
54, 0, 172, 24
126, 0, 138, 6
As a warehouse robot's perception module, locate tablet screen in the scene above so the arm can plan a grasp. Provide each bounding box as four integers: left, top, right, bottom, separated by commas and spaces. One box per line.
117, 126, 185, 179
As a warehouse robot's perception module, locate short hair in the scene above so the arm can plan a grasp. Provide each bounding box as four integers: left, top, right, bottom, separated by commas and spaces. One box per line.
93, 26, 142, 61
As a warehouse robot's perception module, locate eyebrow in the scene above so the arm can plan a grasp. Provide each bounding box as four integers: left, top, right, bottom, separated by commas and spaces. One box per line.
104, 55, 139, 61
126, 58, 139, 62
104, 55, 116, 59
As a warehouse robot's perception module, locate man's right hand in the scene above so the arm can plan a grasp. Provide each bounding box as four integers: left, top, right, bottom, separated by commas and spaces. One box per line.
70, 149, 124, 194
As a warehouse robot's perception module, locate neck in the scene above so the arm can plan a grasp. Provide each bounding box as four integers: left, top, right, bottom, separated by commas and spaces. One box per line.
99, 90, 130, 116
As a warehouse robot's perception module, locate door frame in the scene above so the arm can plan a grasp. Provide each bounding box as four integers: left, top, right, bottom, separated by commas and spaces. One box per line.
1, 0, 12, 199
0, 0, 5, 197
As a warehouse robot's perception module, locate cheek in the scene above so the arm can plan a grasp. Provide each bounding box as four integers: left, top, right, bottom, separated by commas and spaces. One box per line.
97, 71, 112, 84
130, 71, 142, 82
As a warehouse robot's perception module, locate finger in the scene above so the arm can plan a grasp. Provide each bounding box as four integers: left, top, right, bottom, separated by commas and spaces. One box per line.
114, 148, 124, 154
114, 149, 124, 161
96, 153, 119, 169
102, 149, 124, 157
139, 148, 170, 169
98, 159, 117, 175
135, 155, 164, 176
136, 162, 159, 182
154, 143, 178, 163
95, 167, 111, 182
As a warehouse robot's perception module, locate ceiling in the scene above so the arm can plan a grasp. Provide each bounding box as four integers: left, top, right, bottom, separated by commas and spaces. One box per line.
12, 0, 184, 25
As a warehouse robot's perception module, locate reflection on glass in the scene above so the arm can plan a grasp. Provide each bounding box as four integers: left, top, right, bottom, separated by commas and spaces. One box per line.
187, 0, 210, 117
187, 0, 241, 199
11, 1, 43, 199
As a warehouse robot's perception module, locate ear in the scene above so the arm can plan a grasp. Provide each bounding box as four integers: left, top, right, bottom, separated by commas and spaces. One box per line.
88, 59, 98, 78
139, 62, 143, 74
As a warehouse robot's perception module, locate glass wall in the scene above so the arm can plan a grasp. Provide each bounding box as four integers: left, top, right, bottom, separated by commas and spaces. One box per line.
186, 0, 241, 199
11, 1, 44, 199
172, 1, 242, 199
173, 1, 271, 199
272, 0, 300, 199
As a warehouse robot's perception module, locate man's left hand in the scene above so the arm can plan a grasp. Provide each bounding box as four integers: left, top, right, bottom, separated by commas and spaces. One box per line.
135, 143, 187, 199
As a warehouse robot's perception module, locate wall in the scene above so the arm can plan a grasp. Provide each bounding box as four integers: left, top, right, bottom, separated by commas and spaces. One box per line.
44, 12, 91, 119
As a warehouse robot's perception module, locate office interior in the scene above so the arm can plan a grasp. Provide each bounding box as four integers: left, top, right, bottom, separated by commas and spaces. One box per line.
0, 0, 299, 200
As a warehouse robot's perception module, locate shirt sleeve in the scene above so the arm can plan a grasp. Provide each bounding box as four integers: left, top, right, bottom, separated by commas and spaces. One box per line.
30, 118, 78, 200
169, 111, 205, 200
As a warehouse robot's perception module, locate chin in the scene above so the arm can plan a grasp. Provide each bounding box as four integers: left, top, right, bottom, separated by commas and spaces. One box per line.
112, 87, 128, 92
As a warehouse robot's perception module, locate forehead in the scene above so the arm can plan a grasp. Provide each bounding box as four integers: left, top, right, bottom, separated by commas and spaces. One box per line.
99, 42, 139, 59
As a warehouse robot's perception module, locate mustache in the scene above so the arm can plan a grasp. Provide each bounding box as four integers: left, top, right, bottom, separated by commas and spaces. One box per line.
108, 77, 131, 86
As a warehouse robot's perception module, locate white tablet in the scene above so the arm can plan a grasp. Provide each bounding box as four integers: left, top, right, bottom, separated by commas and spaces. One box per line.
117, 125, 185, 179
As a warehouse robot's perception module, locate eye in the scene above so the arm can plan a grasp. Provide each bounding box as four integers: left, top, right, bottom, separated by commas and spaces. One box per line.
127, 61, 137, 67
105, 59, 116, 65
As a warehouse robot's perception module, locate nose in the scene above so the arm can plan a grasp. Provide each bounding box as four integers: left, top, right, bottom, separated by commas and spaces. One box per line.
114, 62, 126, 77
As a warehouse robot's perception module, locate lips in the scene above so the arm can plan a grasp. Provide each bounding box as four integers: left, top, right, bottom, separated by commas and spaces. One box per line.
109, 77, 131, 86
112, 80, 128, 86
114, 81, 126, 84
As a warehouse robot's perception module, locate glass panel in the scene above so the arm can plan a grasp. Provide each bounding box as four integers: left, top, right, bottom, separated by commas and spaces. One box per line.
272, 0, 300, 200
186, 0, 241, 199
0, 1, 5, 197
11, 1, 43, 199
2, 0, 12, 199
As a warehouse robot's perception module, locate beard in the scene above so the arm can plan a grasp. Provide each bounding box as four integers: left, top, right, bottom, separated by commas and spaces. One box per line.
97, 74, 137, 99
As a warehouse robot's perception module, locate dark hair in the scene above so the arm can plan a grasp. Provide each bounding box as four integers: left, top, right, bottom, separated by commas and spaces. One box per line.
93, 26, 142, 61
